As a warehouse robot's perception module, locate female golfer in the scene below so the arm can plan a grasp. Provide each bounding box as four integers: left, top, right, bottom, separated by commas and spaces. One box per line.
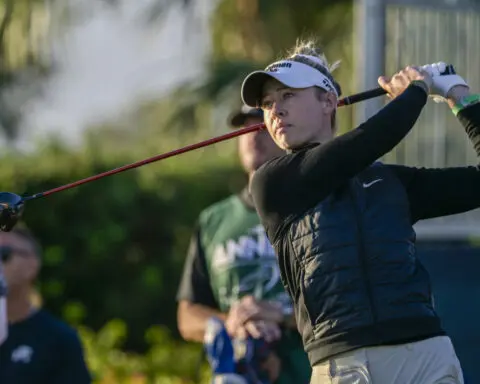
240, 40, 480, 383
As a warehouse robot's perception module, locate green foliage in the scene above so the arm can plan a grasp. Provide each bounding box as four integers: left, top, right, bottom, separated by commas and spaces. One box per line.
1, 143, 246, 352
171, 0, 356, 141
78, 320, 211, 383
0, 0, 361, 379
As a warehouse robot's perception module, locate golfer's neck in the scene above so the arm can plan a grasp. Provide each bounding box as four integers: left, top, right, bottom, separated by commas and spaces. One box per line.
314, 126, 335, 145
7, 287, 34, 323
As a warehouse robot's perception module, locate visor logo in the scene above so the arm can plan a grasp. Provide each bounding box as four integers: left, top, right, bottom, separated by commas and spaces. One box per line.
266, 62, 292, 72
322, 78, 334, 92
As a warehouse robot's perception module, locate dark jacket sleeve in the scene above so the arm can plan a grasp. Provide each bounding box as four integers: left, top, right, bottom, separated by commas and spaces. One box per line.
251, 84, 428, 242
388, 102, 480, 223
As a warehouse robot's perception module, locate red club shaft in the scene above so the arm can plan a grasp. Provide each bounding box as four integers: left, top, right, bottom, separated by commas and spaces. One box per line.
23, 123, 264, 201
23, 86, 387, 201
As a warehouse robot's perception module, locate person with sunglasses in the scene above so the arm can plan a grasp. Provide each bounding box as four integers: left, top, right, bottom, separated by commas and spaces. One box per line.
0, 225, 91, 384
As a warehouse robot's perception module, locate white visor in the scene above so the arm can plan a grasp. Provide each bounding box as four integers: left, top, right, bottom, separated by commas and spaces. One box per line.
241, 58, 338, 107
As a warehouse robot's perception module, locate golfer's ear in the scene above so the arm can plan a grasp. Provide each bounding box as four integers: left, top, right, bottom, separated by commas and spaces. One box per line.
323, 92, 337, 114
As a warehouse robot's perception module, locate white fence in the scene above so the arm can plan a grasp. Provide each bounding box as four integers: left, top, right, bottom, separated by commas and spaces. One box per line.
356, 0, 480, 239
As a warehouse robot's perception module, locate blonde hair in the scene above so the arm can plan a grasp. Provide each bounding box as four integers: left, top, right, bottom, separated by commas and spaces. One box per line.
286, 39, 341, 76
282, 38, 342, 130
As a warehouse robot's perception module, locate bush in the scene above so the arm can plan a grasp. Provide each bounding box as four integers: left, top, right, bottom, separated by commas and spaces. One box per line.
78, 319, 211, 383
1, 142, 246, 351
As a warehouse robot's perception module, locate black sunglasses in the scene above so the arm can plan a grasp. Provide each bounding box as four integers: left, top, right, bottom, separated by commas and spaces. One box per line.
0, 246, 30, 262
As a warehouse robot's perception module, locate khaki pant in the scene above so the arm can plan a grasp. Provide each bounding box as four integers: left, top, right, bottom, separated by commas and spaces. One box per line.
311, 336, 464, 384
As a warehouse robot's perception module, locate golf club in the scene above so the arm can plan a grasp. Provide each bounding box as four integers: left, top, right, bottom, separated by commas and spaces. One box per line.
0, 85, 391, 231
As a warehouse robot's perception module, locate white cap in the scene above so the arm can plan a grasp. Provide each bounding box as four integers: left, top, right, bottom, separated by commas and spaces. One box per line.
241, 55, 338, 107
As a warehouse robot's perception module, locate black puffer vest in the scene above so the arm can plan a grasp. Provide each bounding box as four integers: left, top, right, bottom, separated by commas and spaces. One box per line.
282, 162, 444, 366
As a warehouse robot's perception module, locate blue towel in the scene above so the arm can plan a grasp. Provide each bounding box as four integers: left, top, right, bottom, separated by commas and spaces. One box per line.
204, 317, 271, 384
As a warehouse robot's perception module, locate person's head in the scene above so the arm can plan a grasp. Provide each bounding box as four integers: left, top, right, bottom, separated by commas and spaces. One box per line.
0, 225, 41, 293
228, 105, 284, 173
240, 39, 342, 151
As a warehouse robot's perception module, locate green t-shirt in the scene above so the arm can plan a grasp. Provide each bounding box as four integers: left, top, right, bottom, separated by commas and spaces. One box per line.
177, 189, 311, 383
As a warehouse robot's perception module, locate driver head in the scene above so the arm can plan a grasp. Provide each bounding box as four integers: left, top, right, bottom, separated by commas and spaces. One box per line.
0, 192, 24, 232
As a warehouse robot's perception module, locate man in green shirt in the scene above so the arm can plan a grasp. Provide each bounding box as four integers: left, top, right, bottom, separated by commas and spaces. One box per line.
176, 105, 311, 383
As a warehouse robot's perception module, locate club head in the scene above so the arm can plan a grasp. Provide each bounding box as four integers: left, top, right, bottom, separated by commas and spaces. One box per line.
0, 192, 25, 232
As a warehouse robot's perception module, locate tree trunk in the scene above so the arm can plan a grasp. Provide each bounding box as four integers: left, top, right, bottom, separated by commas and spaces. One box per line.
235, 0, 260, 60
0, 0, 15, 69
25, 0, 35, 65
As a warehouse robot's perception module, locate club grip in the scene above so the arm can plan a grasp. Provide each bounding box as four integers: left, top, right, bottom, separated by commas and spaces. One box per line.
338, 63, 456, 107
338, 88, 387, 106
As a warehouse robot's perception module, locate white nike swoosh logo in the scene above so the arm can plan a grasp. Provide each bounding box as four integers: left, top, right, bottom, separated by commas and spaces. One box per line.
362, 179, 383, 188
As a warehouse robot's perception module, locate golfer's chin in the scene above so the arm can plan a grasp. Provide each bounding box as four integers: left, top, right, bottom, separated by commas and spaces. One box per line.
276, 134, 308, 152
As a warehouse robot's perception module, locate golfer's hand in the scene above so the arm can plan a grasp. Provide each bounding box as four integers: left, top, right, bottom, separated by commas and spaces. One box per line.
235, 320, 282, 343
421, 62, 470, 105
224, 295, 283, 336
378, 66, 433, 99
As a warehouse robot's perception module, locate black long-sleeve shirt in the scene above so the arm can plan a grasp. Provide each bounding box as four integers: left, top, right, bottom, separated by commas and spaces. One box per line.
251, 84, 480, 245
